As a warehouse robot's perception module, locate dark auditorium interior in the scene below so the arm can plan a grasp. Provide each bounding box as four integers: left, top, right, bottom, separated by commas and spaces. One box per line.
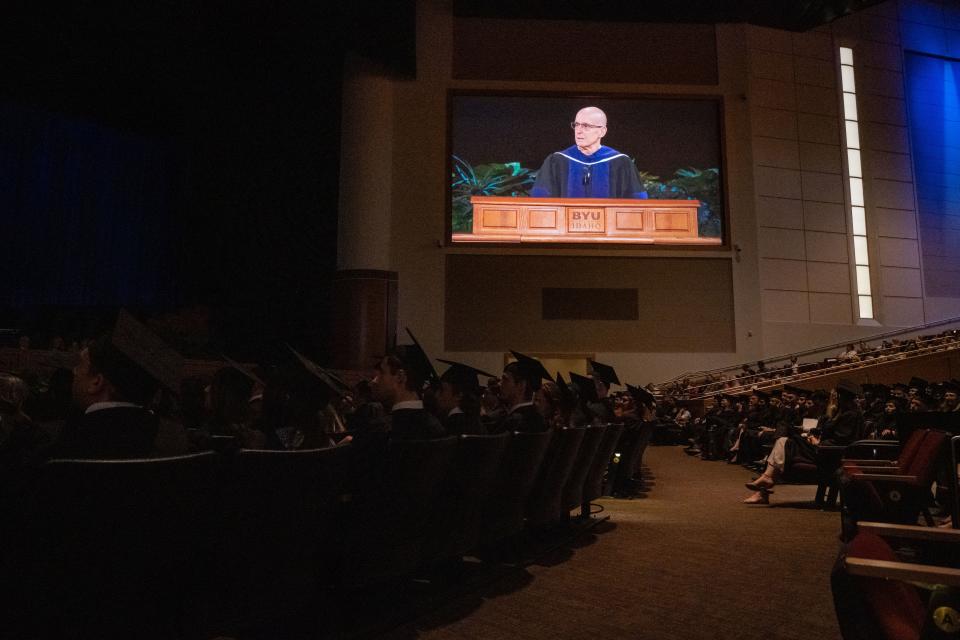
4, 1, 960, 639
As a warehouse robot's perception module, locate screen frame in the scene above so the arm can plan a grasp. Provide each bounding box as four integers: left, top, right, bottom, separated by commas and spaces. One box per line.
445, 89, 731, 250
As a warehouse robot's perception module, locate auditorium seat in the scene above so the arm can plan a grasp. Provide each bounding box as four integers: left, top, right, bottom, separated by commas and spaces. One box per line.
338, 436, 459, 588
423, 432, 510, 566
16, 452, 218, 640
832, 522, 960, 640
561, 424, 607, 517
479, 430, 554, 546
220, 445, 352, 634
525, 427, 586, 526
581, 423, 624, 509
612, 421, 654, 496
840, 430, 949, 538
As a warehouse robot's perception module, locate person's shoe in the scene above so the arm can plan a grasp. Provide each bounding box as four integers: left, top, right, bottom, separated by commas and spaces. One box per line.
743, 491, 769, 504
745, 476, 776, 491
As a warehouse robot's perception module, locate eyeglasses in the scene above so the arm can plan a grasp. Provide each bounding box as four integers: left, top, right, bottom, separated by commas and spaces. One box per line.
570, 122, 604, 130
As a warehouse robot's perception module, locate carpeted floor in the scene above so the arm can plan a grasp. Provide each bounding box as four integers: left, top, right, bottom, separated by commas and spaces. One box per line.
382, 445, 844, 640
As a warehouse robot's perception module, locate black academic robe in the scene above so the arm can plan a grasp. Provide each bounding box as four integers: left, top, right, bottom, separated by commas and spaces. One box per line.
443, 410, 486, 436
530, 145, 646, 199
500, 404, 547, 434
51, 406, 159, 459
389, 408, 445, 440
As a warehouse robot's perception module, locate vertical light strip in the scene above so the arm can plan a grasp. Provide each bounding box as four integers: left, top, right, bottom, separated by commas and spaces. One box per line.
840, 47, 873, 319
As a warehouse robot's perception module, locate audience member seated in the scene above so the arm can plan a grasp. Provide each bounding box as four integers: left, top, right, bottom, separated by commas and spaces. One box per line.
742, 383, 862, 504
492, 351, 551, 434
203, 366, 266, 449
50, 316, 177, 460
435, 359, 493, 435
370, 336, 445, 440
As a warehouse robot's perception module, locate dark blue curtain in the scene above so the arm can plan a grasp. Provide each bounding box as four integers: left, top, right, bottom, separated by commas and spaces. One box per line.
0, 102, 182, 308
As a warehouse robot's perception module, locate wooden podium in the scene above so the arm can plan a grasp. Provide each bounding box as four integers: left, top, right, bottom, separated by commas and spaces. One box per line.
452, 196, 720, 245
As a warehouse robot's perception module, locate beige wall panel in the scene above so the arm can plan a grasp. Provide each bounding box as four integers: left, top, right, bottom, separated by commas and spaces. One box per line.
808, 261, 852, 293
865, 150, 913, 181
862, 122, 910, 154
810, 292, 854, 324
762, 290, 811, 323
882, 296, 925, 327
794, 56, 836, 88
796, 84, 840, 116
879, 266, 923, 297
798, 112, 841, 144
875, 207, 919, 239
799, 142, 843, 173
871, 178, 917, 211
753, 136, 801, 168
749, 51, 795, 82
859, 68, 905, 99
751, 107, 798, 139
878, 237, 921, 268
805, 230, 849, 262
859, 96, 908, 126
924, 297, 960, 322
444, 255, 736, 353
755, 166, 803, 198
804, 201, 847, 233
792, 31, 834, 60
760, 227, 806, 260
802, 171, 846, 203
757, 195, 804, 229
751, 77, 797, 110
860, 41, 903, 71
760, 258, 808, 290
860, 15, 900, 44
746, 25, 794, 53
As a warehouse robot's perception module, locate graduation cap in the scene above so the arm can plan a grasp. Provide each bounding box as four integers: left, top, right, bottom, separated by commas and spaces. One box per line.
836, 379, 862, 402
394, 329, 439, 389
221, 353, 264, 387
555, 372, 578, 407
507, 350, 553, 391
783, 385, 806, 397
437, 359, 497, 396
892, 382, 909, 392
587, 359, 621, 386
88, 310, 184, 403
627, 383, 655, 407
287, 344, 348, 399
943, 381, 960, 395
750, 389, 769, 400
769, 388, 782, 398
909, 377, 928, 391
568, 371, 599, 404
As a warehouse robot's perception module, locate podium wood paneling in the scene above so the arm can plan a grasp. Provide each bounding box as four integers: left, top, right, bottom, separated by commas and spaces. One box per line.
453, 197, 719, 245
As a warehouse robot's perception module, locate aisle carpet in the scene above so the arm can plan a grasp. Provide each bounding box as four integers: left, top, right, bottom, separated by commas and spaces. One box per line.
381, 445, 843, 640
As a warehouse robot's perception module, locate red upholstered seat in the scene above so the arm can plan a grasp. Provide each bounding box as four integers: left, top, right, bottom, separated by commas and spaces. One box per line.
838, 530, 927, 640
844, 429, 929, 478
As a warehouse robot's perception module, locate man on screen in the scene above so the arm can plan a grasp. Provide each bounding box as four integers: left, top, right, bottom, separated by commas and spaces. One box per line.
530, 106, 648, 199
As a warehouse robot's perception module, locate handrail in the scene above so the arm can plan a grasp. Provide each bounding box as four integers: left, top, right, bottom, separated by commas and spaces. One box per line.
661, 314, 960, 385
667, 332, 960, 399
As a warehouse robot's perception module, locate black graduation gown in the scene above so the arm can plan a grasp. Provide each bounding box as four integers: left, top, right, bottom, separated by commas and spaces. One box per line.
389, 408, 445, 440
530, 145, 645, 199
500, 404, 547, 434
443, 411, 486, 436
51, 406, 159, 459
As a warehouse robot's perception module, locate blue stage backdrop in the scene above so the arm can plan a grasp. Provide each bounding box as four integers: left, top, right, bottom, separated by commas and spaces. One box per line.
906, 52, 960, 297
0, 102, 182, 308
